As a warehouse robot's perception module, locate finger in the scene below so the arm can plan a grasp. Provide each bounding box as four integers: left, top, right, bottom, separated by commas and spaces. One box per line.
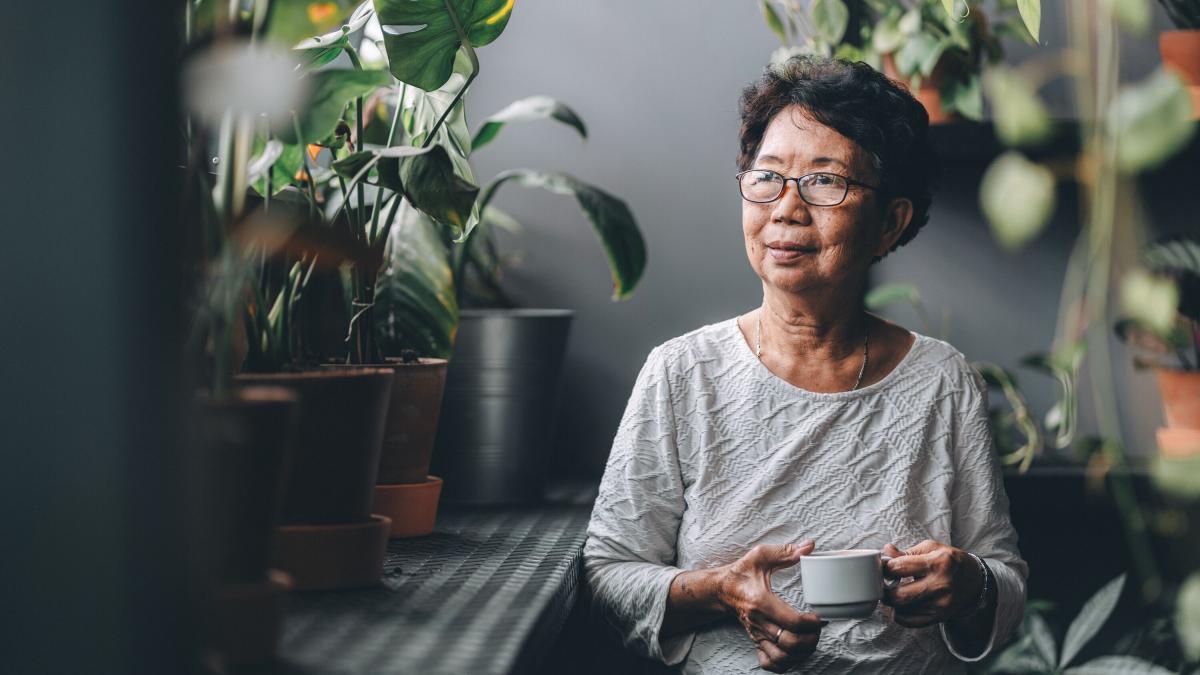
883, 543, 904, 559
750, 539, 814, 572
901, 540, 943, 556
755, 637, 796, 673
750, 616, 824, 653
886, 554, 932, 578
752, 604, 828, 635
883, 576, 946, 608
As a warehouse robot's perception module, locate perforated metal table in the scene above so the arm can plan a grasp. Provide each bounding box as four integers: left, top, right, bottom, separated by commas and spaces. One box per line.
274, 505, 592, 675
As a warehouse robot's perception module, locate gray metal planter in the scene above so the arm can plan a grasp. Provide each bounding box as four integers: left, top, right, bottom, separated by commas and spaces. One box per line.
431, 309, 574, 504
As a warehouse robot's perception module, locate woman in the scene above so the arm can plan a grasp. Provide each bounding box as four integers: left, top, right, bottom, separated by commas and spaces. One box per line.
583, 57, 1027, 674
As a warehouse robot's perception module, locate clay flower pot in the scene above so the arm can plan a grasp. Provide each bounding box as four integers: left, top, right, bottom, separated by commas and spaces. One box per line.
237, 368, 393, 524
377, 358, 448, 485
236, 368, 394, 591
1157, 368, 1200, 431
195, 386, 298, 663
1160, 29, 1200, 118
882, 53, 961, 125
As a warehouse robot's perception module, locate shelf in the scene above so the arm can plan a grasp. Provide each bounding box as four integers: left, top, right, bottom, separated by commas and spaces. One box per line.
273, 505, 591, 675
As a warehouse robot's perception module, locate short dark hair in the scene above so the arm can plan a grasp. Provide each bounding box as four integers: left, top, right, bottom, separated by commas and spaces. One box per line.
738, 56, 940, 257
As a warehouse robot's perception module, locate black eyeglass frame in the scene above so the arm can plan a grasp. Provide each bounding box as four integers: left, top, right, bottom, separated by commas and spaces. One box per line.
734, 169, 881, 206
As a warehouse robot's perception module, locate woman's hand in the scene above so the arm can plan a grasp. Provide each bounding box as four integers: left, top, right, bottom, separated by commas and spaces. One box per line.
881, 540, 985, 627
716, 539, 826, 673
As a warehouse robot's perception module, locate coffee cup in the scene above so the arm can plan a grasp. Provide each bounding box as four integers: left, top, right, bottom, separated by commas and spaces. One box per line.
799, 549, 892, 619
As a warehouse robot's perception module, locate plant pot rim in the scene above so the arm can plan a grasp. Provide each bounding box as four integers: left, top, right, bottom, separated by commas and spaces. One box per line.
197, 385, 299, 405
323, 358, 449, 369
1161, 28, 1200, 37
236, 368, 393, 382
1155, 366, 1200, 375
459, 308, 574, 319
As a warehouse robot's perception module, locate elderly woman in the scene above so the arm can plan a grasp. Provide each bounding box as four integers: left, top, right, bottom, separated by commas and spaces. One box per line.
583, 57, 1027, 674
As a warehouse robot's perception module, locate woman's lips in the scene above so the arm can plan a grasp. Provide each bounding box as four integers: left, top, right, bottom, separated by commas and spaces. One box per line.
767, 245, 816, 262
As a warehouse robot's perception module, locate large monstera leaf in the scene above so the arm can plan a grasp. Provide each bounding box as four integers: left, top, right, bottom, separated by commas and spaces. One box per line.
374, 198, 458, 357
479, 169, 646, 300
373, 0, 514, 90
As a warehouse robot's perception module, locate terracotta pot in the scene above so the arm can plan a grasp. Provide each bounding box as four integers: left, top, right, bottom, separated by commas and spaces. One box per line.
374, 476, 443, 538
1157, 427, 1200, 459
330, 359, 448, 485
1159, 29, 1200, 118
881, 53, 959, 125
273, 515, 391, 590
1157, 368, 1200, 430
211, 570, 292, 664
236, 369, 393, 524
197, 386, 298, 585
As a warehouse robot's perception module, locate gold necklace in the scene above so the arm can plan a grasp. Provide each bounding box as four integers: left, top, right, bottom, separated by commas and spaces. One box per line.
754, 313, 870, 391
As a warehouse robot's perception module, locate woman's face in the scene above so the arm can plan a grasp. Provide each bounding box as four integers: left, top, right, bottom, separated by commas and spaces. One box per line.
741, 105, 911, 296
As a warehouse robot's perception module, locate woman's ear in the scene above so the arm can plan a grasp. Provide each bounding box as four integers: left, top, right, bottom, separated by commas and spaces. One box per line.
875, 197, 914, 258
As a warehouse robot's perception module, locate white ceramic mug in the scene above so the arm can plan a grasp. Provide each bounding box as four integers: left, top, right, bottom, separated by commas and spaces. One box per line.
799, 549, 894, 619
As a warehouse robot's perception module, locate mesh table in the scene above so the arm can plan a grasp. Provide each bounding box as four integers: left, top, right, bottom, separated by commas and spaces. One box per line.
275, 506, 591, 675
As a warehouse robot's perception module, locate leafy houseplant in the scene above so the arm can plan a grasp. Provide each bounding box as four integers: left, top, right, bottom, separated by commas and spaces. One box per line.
758, 0, 1041, 122
1115, 235, 1200, 466
1158, 0, 1200, 117
978, 574, 1177, 674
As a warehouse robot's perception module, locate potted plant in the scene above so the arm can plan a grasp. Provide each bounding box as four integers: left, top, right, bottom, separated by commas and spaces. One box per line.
757, 0, 1041, 122
368, 78, 648, 504
1158, 0, 1200, 117
275, 0, 518, 535
1114, 235, 1200, 462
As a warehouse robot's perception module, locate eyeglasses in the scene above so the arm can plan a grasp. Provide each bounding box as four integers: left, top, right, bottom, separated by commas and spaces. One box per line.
735, 169, 879, 206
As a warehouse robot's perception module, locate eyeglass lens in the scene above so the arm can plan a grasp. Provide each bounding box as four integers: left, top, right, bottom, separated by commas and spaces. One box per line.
739, 171, 848, 206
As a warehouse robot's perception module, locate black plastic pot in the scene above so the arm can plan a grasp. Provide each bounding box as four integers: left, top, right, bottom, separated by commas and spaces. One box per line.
431, 309, 573, 504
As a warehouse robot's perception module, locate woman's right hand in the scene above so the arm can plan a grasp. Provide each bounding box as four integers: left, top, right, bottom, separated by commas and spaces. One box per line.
716, 539, 826, 673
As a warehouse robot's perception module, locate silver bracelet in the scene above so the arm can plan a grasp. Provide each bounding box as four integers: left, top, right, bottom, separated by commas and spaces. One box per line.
961, 553, 991, 620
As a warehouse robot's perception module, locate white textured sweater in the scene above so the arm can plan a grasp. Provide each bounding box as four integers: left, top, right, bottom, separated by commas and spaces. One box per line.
584, 319, 1028, 674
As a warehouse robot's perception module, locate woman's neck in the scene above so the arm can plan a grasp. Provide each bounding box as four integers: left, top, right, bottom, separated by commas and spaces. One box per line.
758, 284, 868, 364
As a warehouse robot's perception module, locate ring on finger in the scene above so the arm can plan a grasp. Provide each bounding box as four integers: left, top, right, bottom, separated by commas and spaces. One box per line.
774, 626, 784, 643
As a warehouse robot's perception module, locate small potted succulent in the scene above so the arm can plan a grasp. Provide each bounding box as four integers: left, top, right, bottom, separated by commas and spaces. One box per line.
1114, 235, 1200, 460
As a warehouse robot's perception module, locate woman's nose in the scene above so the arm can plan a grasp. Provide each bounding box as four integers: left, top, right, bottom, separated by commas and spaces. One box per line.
770, 180, 812, 225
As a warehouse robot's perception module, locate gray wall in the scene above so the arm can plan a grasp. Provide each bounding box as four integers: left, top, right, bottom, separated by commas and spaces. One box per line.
464, 0, 1191, 479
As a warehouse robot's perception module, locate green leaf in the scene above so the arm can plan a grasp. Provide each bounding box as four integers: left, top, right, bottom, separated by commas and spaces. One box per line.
865, 283, 920, 309
1098, 0, 1150, 34
1060, 574, 1126, 668
942, 74, 983, 120
982, 634, 1054, 674
940, 0, 956, 17
331, 144, 436, 192
399, 144, 480, 237
374, 198, 458, 358
481, 170, 647, 300
294, 0, 375, 49
1120, 269, 1180, 336
1064, 656, 1175, 674
1017, 0, 1041, 42
1028, 612, 1059, 668
895, 32, 941, 77
374, 0, 512, 91
761, 0, 788, 43
1111, 69, 1197, 173
811, 0, 850, 45
1153, 454, 1200, 498
871, 17, 904, 54
1178, 572, 1200, 661
984, 67, 1052, 146
265, 0, 356, 49
277, 69, 391, 144
402, 47, 481, 234
980, 151, 1056, 250
472, 96, 588, 151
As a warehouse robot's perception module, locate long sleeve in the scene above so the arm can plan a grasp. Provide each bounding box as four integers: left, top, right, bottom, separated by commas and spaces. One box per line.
940, 366, 1030, 662
583, 347, 696, 665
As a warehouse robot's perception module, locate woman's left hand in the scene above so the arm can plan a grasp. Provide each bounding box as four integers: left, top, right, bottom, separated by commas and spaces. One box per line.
880, 540, 984, 628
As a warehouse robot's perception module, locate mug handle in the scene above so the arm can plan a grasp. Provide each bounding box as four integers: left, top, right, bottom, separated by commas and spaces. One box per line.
880, 554, 901, 589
